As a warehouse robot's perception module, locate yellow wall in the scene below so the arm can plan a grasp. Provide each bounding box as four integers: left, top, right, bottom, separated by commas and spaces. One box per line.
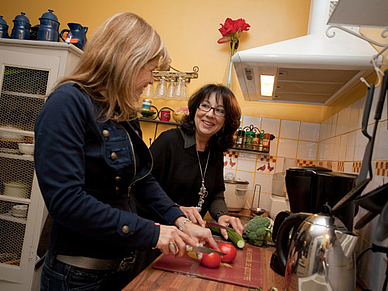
2, 0, 386, 140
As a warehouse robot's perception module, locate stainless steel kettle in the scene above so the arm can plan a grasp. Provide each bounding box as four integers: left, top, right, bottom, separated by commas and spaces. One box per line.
276, 208, 359, 291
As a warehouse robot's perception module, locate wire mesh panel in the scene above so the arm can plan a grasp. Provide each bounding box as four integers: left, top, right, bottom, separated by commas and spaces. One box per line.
0, 66, 47, 132
0, 201, 28, 267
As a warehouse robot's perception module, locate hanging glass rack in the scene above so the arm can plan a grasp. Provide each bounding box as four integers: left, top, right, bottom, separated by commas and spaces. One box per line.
153, 65, 199, 82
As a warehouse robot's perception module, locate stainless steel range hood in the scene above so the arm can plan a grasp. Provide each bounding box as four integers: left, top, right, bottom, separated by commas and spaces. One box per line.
232, 0, 380, 105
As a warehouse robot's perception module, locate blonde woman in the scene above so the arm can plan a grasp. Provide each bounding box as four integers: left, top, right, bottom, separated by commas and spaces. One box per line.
34, 12, 217, 291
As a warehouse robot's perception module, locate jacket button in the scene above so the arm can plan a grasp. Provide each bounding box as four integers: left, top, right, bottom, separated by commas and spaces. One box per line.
102, 130, 110, 138
111, 152, 118, 160
115, 186, 120, 191
122, 225, 129, 234
115, 176, 121, 181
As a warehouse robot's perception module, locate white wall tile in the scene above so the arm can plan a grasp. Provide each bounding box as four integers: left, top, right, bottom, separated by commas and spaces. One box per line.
345, 131, 356, 161
297, 141, 318, 160
336, 107, 351, 135
280, 120, 300, 139
354, 125, 372, 161
332, 136, 341, 162
350, 97, 363, 131
375, 120, 388, 160
277, 138, 297, 158
254, 173, 273, 194
330, 114, 338, 138
320, 119, 330, 141
300, 122, 320, 141
261, 118, 280, 137
269, 138, 278, 156
318, 140, 329, 161
242, 116, 261, 130
338, 134, 348, 161
236, 152, 257, 172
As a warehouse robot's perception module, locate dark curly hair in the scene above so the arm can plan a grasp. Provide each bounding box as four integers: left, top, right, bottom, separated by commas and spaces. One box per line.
180, 84, 241, 152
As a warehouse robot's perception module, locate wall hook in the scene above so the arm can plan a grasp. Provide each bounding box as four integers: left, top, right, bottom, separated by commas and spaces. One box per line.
360, 77, 370, 88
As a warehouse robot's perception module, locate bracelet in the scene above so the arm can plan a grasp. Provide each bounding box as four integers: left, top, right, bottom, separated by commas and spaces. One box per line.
178, 218, 191, 231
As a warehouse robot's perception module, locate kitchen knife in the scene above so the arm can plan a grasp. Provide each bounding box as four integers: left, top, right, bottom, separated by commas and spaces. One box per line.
185, 245, 226, 256
204, 221, 234, 231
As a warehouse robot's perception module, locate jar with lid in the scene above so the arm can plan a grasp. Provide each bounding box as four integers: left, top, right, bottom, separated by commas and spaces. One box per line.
244, 131, 254, 149
252, 133, 259, 150
236, 130, 245, 148
142, 99, 152, 110
258, 131, 264, 151
262, 133, 271, 153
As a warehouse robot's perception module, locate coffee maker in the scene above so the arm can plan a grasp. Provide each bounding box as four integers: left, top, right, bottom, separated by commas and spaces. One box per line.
270, 166, 358, 275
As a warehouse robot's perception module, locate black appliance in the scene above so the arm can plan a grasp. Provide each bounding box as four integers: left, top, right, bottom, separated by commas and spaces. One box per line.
270, 166, 358, 276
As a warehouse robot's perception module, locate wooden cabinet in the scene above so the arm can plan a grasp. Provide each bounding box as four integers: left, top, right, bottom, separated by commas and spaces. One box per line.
0, 38, 82, 291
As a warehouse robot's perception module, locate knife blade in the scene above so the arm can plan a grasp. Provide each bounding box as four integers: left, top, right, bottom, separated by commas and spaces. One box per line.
204, 220, 234, 231
185, 245, 226, 256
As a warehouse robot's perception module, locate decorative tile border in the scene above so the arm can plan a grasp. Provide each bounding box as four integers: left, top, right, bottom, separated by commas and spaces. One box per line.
297, 159, 316, 167
375, 161, 388, 177
224, 150, 239, 159
353, 161, 362, 173
337, 161, 344, 172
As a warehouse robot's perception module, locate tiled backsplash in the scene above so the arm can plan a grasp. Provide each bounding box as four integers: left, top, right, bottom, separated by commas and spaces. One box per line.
224, 85, 387, 290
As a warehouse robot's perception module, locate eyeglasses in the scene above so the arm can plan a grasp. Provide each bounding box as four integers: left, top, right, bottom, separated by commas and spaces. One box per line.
198, 103, 226, 117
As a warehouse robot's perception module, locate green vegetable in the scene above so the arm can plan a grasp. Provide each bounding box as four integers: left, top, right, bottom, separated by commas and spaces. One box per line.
208, 226, 245, 249
244, 216, 273, 247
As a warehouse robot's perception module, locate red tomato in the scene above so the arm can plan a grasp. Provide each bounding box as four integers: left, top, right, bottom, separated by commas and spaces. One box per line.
201, 252, 221, 268
219, 243, 237, 263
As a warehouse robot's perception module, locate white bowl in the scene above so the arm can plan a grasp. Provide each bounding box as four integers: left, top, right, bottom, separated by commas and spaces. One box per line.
18, 143, 34, 155
11, 204, 28, 218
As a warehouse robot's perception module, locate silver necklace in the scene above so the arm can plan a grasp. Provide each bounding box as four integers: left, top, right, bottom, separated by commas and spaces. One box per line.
195, 148, 210, 212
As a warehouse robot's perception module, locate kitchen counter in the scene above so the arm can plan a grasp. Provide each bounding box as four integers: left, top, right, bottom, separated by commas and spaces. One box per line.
122, 246, 284, 290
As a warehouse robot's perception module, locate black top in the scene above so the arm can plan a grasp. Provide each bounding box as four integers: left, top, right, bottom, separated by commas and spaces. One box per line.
139, 128, 228, 221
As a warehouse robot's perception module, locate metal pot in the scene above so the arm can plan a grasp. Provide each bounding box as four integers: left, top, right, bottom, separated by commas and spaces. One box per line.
224, 178, 249, 211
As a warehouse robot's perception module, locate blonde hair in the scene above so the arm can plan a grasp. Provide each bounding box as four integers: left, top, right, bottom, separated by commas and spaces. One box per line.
58, 12, 170, 121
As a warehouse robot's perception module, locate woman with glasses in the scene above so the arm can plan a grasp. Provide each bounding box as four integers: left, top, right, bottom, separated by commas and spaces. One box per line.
135, 84, 244, 272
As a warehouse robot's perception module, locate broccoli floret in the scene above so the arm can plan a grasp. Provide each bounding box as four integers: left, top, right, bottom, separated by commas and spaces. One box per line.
244, 216, 273, 247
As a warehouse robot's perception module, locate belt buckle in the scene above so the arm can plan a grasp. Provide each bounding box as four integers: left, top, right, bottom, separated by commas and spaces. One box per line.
117, 255, 136, 272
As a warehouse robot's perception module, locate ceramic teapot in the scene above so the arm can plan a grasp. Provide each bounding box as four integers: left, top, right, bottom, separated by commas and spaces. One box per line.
0, 15, 9, 38
276, 206, 359, 291
60, 23, 88, 50
10, 12, 31, 40
37, 9, 60, 41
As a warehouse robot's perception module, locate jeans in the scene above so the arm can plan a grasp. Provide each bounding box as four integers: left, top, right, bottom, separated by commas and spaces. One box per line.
41, 251, 134, 291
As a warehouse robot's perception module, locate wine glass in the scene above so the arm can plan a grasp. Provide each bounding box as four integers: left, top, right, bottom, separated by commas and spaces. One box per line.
167, 76, 176, 99
173, 74, 187, 99
140, 83, 153, 98
153, 73, 168, 99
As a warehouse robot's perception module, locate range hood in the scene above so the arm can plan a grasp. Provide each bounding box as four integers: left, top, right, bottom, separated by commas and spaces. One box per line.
232, 0, 381, 105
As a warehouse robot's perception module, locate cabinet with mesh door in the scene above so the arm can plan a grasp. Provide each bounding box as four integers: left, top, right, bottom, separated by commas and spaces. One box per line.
0, 39, 82, 291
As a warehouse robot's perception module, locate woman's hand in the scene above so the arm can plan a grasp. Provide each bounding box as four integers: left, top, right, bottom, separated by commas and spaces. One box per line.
217, 215, 244, 240
174, 217, 219, 251
179, 206, 205, 227
155, 224, 197, 257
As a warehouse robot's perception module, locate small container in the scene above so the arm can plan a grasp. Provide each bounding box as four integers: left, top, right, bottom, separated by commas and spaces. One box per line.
0, 15, 9, 38
10, 12, 31, 40
262, 133, 271, 152
236, 130, 244, 148
244, 131, 254, 149
142, 99, 152, 110
252, 133, 259, 150
258, 131, 264, 151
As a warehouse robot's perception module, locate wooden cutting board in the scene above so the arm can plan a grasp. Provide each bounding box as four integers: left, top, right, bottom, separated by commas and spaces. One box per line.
152, 238, 263, 289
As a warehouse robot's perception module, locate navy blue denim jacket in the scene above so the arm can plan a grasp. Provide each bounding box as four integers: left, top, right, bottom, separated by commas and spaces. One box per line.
34, 83, 183, 259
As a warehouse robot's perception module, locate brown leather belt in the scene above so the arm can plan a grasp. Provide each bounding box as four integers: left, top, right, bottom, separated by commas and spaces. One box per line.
56, 254, 136, 271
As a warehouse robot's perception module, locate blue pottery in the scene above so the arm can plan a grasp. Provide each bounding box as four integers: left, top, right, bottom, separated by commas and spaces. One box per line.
60, 23, 88, 50
10, 12, 31, 40
37, 9, 60, 41
0, 15, 9, 38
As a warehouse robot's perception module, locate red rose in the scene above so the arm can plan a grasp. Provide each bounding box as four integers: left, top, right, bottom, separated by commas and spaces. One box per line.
217, 18, 250, 44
